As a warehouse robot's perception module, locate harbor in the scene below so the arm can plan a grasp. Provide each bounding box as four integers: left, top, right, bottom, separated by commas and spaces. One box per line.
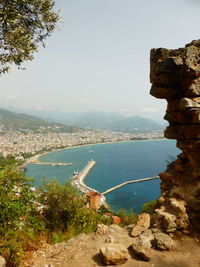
25, 140, 175, 211
71, 161, 159, 196
27, 154, 160, 209
71, 160, 160, 210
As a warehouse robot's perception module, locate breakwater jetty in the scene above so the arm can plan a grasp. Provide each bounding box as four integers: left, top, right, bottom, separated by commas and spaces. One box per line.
25, 154, 72, 167
29, 162, 72, 166
102, 176, 159, 195
71, 160, 97, 193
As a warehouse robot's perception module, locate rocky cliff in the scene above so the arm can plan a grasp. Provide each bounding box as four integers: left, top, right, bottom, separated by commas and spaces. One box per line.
150, 40, 200, 233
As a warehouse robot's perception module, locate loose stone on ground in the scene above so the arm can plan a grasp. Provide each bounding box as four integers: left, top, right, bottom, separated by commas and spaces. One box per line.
100, 243, 130, 265
154, 232, 174, 251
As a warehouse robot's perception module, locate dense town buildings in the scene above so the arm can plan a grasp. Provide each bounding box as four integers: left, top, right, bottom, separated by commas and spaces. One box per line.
0, 128, 164, 157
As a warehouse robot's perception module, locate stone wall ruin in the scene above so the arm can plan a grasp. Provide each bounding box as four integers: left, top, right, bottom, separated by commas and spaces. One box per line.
150, 40, 200, 232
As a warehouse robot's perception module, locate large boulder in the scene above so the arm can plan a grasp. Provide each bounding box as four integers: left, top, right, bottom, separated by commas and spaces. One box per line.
100, 243, 129, 265
130, 241, 151, 262
131, 213, 150, 237
130, 230, 153, 262
154, 232, 174, 251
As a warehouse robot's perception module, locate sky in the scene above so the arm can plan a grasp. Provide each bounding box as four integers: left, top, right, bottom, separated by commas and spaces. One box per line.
1, 0, 200, 122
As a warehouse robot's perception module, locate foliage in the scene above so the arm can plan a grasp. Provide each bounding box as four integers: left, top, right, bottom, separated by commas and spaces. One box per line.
0, 154, 18, 170
115, 209, 137, 227
0, 164, 44, 266
39, 180, 84, 230
20, 152, 33, 159
0, 0, 59, 74
0, 168, 31, 226
0, 157, 110, 266
39, 180, 110, 237
142, 200, 157, 215
99, 205, 111, 214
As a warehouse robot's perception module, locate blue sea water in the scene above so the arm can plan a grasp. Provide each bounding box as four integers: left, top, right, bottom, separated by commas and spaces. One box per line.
26, 140, 180, 213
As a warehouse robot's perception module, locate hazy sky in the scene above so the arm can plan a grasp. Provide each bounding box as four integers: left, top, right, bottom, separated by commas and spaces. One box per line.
1, 0, 200, 122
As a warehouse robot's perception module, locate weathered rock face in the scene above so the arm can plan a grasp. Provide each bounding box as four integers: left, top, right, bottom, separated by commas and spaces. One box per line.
150, 40, 200, 232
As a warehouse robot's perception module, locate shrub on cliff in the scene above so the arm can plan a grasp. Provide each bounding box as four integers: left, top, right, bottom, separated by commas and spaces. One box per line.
142, 200, 157, 215
0, 158, 110, 266
39, 180, 110, 239
114, 209, 137, 226
0, 166, 44, 266
0, 154, 21, 170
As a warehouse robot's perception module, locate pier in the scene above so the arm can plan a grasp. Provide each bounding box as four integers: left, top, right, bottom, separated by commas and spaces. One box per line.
71, 160, 108, 208
71, 160, 97, 194
102, 176, 159, 195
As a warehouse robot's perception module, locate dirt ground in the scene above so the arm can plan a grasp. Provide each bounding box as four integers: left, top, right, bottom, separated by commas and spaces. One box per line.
20, 225, 200, 267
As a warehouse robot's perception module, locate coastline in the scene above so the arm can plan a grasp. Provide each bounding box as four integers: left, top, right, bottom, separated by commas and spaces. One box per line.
25, 138, 166, 166
24, 138, 165, 201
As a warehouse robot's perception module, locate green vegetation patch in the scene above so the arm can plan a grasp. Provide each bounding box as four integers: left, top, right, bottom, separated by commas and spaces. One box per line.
0, 155, 110, 266
142, 200, 157, 215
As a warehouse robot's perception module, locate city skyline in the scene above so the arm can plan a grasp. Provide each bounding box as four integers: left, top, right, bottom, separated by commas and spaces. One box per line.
1, 0, 200, 122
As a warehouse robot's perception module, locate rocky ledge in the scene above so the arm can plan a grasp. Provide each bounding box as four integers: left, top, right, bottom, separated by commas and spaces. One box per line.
20, 219, 200, 267
150, 39, 200, 232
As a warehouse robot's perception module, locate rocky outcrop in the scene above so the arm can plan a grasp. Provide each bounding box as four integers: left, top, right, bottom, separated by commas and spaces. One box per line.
129, 228, 174, 262
97, 223, 174, 264
20, 223, 200, 267
150, 40, 200, 232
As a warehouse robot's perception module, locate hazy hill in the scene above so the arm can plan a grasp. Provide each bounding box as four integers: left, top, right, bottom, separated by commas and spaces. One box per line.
17, 110, 164, 133
61, 112, 163, 132
0, 108, 80, 133
111, 116, 163, 132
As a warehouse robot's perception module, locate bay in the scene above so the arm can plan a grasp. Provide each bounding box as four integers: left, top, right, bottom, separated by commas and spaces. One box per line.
26, 140, 180, 213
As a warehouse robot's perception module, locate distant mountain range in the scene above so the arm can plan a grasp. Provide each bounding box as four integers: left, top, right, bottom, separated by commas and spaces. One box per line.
0, 108, 80, 133
8, 109, 164, 133
61, 112, 163, 132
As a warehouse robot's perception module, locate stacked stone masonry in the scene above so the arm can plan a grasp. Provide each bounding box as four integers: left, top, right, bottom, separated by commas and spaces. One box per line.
150, 40, 200, 232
